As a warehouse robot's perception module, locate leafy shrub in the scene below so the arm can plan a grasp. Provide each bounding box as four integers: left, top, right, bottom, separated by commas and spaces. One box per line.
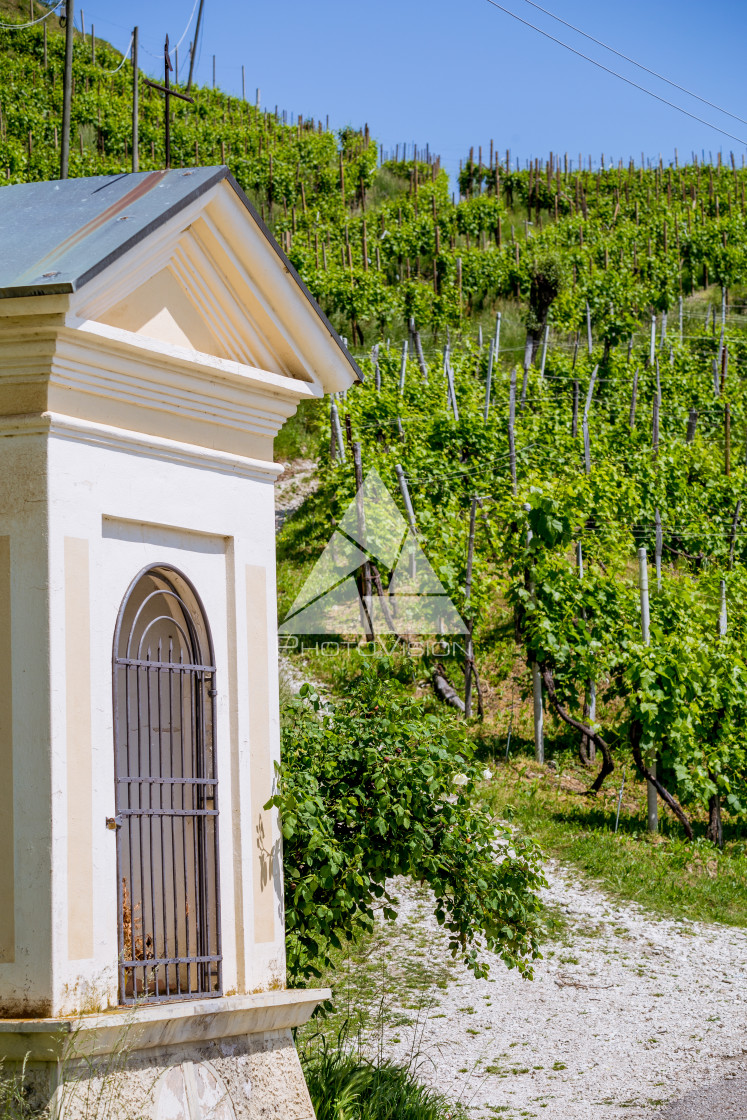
268, 661, 544, 984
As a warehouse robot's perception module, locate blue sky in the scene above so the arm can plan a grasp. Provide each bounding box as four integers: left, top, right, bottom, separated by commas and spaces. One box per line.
75, 0, 747, 181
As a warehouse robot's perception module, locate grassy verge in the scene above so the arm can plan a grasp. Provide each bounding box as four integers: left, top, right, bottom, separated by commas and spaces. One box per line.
485, 752, 747, 928
298, 882, 462, 1049
300, 1043, 469, 1120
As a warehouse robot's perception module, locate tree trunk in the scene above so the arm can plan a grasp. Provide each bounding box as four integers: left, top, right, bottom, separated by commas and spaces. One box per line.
707, 790, 723, 849
432, 664, 465, 712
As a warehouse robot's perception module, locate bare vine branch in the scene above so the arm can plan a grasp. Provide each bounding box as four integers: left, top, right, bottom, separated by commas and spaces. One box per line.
540, 665, 614, 793
629, 720, 694, 840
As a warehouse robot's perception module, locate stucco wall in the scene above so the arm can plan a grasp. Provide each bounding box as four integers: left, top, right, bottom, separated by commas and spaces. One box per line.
0, 422, 287, 1016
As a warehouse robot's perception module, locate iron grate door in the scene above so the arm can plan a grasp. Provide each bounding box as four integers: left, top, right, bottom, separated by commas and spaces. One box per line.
113, 566, 222, 1005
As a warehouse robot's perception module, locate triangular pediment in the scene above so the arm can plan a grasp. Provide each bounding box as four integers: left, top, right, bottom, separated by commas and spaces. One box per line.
63, 173, 359, 392
98, 266, 231, 358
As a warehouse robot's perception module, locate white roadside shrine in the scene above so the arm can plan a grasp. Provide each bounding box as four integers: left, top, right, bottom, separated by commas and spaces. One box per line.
0, 167, 360, 1118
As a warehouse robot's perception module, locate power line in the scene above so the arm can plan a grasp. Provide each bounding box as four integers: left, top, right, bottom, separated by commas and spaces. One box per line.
0, 0, 64, 29
100, 32, 133, 74
482, 0, 747, 147
519, 0, 747, 130
173, 0, 198, 51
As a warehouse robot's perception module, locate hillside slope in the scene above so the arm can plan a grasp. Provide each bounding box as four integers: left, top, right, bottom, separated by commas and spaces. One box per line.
3, 4, 747, 353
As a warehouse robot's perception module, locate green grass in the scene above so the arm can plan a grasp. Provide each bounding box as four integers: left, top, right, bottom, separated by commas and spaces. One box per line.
486, 754, 747, 928
299, 883, 461, 1047
300, 1042, 469, 1120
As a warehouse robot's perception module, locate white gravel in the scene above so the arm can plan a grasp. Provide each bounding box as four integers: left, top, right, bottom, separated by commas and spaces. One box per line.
272, 463, 747, 1117
364, 866, 747, 1120
274, 458, 319, 533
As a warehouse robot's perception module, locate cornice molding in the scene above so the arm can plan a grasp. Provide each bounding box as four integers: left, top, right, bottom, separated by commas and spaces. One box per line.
63, 322, 320, 406
0, 411, 283, 482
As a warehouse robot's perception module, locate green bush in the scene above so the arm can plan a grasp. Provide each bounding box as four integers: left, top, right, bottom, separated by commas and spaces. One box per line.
268, 661, 544, 984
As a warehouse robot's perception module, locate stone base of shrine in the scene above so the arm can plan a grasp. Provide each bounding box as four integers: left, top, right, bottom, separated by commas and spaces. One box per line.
0, 989, 329, 1120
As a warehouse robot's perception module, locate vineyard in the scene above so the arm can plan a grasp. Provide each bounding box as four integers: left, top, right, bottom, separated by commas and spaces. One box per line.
3, 4, 747, 849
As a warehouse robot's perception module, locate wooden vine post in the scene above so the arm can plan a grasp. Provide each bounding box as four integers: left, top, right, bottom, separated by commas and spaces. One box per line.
352, 442, 374, 641
483, 337, 495, 422
686, 408, 698, 442
729, 501, 742, 569
372, 343, 381, 391
409, 319, 428, 384
520, 336, 532, 410
652, 359, 661, 456
60, 0, 74, 179
444, 346, 459, 421
526, 509, 544, 763
464, 498, 478, 717
330, 397, 345, 462
395, 464, 418, 579
508, 367, 517, 495
629, 366, 639, 429
398, 340, 408, 395
638, 547, 658, 833
582, 364, 598, 474
540, 323, 549, 378
131, 27, 139, 172
577, 543, 596, 764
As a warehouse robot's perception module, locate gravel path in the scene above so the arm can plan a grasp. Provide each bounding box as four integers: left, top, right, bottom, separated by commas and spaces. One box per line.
273, 469, 747, 1118
360, 868, 747, 1120
274, 458, 318, 533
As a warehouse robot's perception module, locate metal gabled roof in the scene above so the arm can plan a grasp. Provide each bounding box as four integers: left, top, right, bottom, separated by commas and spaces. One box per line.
0, 166, 363, 382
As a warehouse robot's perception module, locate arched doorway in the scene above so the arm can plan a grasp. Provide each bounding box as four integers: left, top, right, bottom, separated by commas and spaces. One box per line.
113, 565, 222, 1004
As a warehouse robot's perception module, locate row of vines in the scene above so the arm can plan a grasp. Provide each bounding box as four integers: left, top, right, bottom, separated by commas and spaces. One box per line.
4, 8, 747, 846
4, 12, 747, 345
